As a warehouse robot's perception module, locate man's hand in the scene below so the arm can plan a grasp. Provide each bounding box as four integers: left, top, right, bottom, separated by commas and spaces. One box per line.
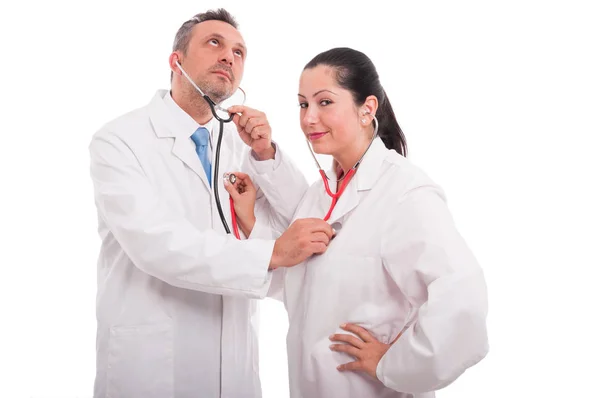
269, 218, 334, 269
228, 105, 275, 160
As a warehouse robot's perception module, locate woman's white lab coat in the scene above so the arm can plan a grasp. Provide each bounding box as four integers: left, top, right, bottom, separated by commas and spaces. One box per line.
263, 137, 488, 398
88, 90, 306, 398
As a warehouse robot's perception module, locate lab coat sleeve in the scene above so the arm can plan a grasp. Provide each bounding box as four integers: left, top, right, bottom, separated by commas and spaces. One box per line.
246, 193, 286, 301
376, 185, 489, 393
242, 142, 308, 235
89, 132, 275, 299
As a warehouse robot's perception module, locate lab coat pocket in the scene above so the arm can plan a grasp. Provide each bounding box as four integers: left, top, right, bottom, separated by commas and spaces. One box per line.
106, 323, 174, 398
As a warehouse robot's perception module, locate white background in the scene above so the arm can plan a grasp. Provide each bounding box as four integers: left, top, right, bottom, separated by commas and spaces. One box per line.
1, 0, 599, 397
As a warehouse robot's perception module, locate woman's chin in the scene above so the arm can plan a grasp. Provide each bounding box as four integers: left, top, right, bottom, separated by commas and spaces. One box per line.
311, 143, 333, 156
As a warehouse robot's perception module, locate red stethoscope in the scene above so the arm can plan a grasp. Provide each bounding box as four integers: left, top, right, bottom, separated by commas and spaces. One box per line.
306, 115, 379, 221
223, 174, 242, 239
226, 115, 378, 237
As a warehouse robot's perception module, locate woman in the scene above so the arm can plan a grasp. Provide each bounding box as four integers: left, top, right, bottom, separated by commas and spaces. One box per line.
225, 47, 488, 398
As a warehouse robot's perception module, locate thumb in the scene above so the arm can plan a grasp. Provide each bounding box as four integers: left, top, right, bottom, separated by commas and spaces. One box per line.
227, 105, 246, 115
231, 113, 242, 129
223, 176, 240, 199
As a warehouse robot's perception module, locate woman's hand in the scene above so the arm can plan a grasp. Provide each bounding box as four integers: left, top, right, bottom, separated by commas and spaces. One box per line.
329, 323, 402, 379
223, 172, 257, 237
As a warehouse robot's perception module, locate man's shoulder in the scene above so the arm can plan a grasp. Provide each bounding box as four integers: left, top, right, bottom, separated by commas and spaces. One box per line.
92, 90, 166, 139
91, 99, 156, 144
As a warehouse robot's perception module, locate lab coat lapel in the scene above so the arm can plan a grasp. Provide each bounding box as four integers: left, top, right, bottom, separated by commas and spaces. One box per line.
172, 136, 212, 191
321, 138, 389, 225
147, 91, 212, 192
323, 177, 360, 225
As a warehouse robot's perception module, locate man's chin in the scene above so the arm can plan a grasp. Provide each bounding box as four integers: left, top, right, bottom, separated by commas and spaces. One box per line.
207, 94, 227, 104
208, 88, 235, 104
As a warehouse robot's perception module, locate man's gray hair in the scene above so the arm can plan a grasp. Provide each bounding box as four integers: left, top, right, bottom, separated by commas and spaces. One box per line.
172, 8, 239, 54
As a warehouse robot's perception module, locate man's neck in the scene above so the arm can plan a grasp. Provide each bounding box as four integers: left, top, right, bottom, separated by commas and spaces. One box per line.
171, 87, 213, 125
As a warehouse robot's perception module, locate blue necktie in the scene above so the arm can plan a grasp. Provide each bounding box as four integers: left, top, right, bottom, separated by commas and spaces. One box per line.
190, 127, 212, 186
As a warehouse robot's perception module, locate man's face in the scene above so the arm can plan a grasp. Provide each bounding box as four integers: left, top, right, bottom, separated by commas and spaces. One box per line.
176, 20, 246, 103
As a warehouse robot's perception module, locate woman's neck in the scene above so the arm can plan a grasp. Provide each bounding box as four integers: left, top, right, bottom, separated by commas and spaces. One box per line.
333, 136, 371, 177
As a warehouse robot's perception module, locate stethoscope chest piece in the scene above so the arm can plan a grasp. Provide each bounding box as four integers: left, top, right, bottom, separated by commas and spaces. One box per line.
223, 172, 237, 185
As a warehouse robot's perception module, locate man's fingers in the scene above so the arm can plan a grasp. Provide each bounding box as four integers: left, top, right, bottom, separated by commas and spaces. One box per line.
228, 105, 263, 120
250, 126, 268, 140
310, 231, 331, 245
293, 218, 334, 239
244, 117, 263, 134
309, 242, 327, 254
227, 105, 247, 114
309, 219, 334, 239
238, 113, 250, 129
227, 105, 261, 116
232, 115, 253, 145
230, 113, 239, 128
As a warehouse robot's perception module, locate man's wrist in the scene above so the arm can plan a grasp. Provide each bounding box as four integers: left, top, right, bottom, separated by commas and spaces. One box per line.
253, 142, 276, 161
268, 244, 281, 270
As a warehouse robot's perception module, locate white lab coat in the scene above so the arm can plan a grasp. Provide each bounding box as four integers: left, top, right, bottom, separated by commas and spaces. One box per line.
261, 137, 488, 398
88, 90, 306, 398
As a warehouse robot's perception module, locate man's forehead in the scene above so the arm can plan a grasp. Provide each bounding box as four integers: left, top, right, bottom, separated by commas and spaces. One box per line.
193, 20, 245, 46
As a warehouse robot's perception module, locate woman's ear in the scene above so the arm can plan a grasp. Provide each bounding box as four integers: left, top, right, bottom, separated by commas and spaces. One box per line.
361, 95, 379, 122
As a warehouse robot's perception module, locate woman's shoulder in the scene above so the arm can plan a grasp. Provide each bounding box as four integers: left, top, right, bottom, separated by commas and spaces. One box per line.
381, 150, 447, 202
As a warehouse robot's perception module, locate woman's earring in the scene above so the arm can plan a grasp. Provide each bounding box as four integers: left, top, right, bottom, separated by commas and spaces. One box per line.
361, 119, 367, 124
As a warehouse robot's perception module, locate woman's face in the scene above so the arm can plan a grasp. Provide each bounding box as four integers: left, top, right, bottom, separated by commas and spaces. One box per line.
298, 65, 367, 159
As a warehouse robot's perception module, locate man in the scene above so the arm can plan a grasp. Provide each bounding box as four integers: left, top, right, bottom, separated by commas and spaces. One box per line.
89, 9, 333, 398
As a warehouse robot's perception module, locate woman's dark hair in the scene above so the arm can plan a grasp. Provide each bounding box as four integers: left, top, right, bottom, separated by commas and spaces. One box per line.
304, 47, 407, 156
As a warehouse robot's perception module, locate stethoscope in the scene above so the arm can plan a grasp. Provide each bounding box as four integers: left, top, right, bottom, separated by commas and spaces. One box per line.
305, 115, 379, 222
177, 61, 244, 239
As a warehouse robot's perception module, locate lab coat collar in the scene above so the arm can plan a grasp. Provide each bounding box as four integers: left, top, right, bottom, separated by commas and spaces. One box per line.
355, 137, 389, 191
147, 89, 213, 191
321, 137, 389, 224
148, 89, 215, 139
323, 136, 389, 192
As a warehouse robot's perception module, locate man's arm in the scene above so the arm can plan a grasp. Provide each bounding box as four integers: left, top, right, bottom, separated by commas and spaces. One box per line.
91, 131, 273, 299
